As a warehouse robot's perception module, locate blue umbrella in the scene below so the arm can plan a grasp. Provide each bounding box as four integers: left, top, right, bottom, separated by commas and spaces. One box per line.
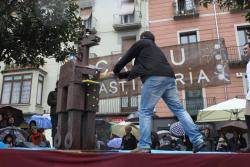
170, 122, 185, 137
28, 115, 52, 129
107, 138, 122, 149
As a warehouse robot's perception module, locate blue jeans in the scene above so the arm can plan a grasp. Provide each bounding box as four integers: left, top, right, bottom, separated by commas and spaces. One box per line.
139, 76, 204, 148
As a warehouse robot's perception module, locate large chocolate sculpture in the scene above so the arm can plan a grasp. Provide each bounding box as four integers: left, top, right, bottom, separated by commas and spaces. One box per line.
54, 29, 101, 150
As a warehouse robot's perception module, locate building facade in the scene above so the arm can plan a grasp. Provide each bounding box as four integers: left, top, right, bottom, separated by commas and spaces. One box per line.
0, 60, 61, 117
89, 0, 250, 127
148, 0, 249, 123
79, 0, 149, 122
0, 0, 249, 128
0, 0, 149, 120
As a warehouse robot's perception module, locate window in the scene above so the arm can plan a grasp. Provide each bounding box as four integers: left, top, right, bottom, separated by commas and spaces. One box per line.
180, 31, 198, 44
120, 1, 135, 24
121, 96, 128, 108
179, 31, 198, 58
121, 95, 138, 112
185, 89, 203, 116
36, 75, 44, 105
121, 14, 134, 24
1, 74, 32, 104
130, 96, 138, 107
84, 14, 92, 29
176, 0, 196, 15
122, 36, 136, 52
237, 25, 250, 56
80, 7, 92, 29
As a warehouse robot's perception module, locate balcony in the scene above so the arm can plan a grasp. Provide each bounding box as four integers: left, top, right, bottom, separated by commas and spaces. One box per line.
3, 64, 37, 72
113, 11, 142, 31
82, 16, 97, 31
180, 97, 217, 116
226, 46, 248, 68
173, 0, 199, 20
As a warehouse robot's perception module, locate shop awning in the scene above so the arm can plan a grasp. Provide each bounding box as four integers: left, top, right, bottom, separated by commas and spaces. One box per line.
120, 2, 134, 15
196, 98, 246, 122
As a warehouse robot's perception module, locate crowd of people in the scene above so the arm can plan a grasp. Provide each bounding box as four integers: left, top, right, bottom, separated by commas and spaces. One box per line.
0, 113, 15, 128
0, 113, 50, 148
0, 110, 248, 152
96, 125, 248, 153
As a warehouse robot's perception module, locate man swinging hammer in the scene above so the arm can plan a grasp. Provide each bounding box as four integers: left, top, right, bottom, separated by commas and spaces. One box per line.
109, 31, 205, 153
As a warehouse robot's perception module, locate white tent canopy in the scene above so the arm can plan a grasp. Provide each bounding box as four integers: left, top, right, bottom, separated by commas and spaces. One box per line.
196, 98, 246, 122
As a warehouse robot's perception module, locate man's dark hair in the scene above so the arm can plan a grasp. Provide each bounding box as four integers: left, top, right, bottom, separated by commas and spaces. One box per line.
140, 31, 155, 42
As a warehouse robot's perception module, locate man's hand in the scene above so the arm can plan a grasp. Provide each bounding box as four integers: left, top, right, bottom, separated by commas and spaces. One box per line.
100, 72, 115, 79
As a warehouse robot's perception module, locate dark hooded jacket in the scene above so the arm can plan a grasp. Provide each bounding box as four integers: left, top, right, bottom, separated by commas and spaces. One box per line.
113, 31, 175, 83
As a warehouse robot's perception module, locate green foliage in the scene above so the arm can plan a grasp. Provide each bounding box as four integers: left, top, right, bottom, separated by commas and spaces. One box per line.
0, 0, 82, 67
200, 0, 250, 22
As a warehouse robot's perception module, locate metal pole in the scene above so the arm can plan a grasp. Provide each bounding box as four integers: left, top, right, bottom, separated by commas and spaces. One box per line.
213, 0, 220, 40
213, 0, 228, 100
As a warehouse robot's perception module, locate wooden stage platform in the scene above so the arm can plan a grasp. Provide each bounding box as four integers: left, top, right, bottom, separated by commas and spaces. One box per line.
0, 149, 250, 167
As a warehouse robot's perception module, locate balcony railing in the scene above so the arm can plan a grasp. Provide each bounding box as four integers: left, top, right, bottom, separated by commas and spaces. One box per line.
113, 11, 142, 31
4, 64, 36, 71
226, 46, 248, 68
180, 97, 217, 116
173, 0, 199, 20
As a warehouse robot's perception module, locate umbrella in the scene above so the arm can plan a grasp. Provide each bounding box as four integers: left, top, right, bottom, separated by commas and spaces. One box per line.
0, 106, 24, 126
111, 121, 140, 140
126, 112, 139, 122
216, 121, 247, 133
28, 114, 52, 129
170, 122, 185, 137
107, 138, 122, 149
0, 126, 28, 143
197, 98, 246, 122
157, 130, 171, 138
19, 122, 29, 129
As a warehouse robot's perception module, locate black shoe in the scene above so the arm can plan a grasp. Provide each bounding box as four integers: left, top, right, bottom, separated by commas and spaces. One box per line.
193, 142, 207, 153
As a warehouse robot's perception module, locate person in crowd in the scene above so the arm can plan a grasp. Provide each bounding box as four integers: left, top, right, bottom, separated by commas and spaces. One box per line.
173, 136, 186, 151
27, 120, 37, 139
47, 82, 58, 141
95, 133, 106, 150
183, 135, 193, 151
3, 134, 14, 147
229, 131, 239, 152
159, 134, 172, 150
121, 126, 138, 150
0, 114, 7, 129
151, 131, 160, 149
228, 131, 246, 152
238, 133, 247, 151
216, 132, 229, 152
38, 128, 50, 147
202, 127, 214, 151
29, 126, 45, 146
98, 127, 109, 144
7, 117, 15, 126
112, 31, 205, 153
29, 120, 37, 127
244, 42, 250, 152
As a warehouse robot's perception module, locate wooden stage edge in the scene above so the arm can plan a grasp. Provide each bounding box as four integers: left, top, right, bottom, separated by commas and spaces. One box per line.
1, 149, 250, 167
